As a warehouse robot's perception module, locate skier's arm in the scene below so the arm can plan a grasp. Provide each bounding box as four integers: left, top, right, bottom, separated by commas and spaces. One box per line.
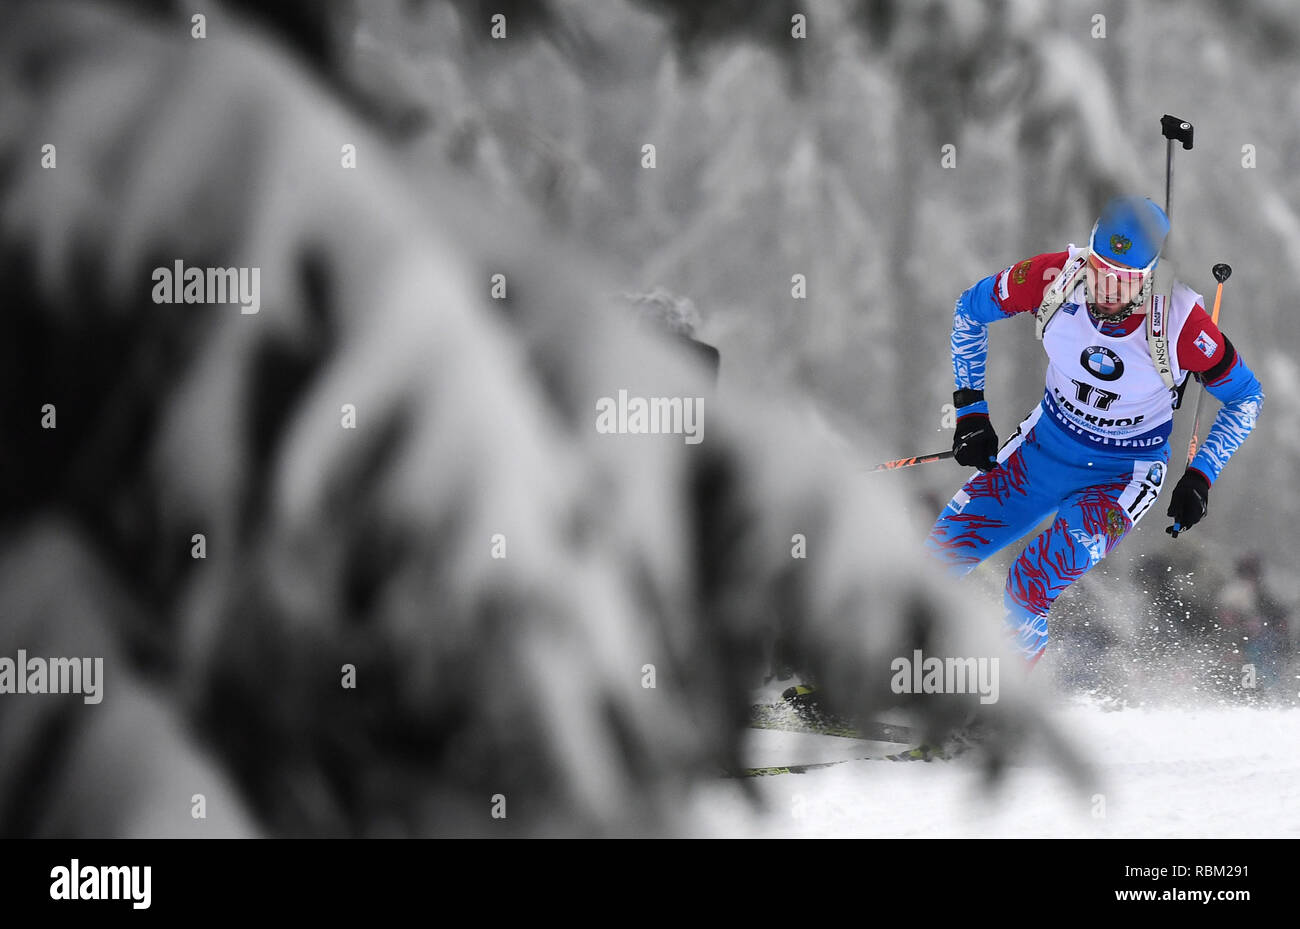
1165, 312, 1264, 537
951, 250, 1069, 415
948, 251, 1068, 470
1176, 309, 1265, 485
1188, 340, 1264, 484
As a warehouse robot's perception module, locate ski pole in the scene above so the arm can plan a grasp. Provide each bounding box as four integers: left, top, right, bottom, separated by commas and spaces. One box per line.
869, 450, 954, 472
1162, 115, 1195, 409
1184, 262, 1232, 466
1160, 115, 1194, 221
1172, 261, 1232, 538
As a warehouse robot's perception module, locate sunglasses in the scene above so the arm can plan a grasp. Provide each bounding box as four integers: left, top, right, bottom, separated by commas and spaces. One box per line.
1086, 250, 1153, 304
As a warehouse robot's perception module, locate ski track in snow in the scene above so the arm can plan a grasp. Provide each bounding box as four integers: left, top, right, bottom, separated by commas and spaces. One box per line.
690, 700, 1300, 837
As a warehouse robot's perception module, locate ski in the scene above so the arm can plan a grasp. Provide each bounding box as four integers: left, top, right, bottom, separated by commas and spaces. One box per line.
733, 744, 953, 777
748, 701, 916, 743
736, 688, 961, 775
736, 756, 887, 777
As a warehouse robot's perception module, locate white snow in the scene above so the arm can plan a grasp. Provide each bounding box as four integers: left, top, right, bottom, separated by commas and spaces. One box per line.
690, 700, 1300, 838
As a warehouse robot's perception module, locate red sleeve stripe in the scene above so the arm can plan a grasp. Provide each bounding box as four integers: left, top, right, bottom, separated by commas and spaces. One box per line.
995, 250, 1070, 315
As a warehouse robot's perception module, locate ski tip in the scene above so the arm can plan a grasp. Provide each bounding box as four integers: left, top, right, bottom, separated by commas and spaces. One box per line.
885, 744, 961, 762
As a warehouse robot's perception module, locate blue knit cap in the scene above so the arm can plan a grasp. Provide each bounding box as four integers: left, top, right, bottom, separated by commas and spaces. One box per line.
1089, 197, 1170, 268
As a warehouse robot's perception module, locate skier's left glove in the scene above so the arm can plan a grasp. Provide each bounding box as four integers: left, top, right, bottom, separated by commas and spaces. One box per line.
952, 414, 999, 472
1165, 469, 1210, 538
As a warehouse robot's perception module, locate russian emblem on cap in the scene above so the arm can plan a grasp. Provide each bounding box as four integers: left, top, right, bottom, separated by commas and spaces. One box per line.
1109, 233, 1132, 254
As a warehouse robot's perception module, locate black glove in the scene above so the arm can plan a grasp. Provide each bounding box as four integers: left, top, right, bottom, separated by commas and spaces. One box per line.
1165, 469, 1210, 538
953, 413, 1000, 471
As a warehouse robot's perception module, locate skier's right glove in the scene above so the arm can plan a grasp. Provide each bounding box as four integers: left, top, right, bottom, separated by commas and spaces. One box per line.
952, 413, 1000, 472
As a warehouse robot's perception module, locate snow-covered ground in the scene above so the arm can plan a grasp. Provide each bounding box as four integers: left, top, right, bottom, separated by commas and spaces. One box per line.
692, 700, 1300, 837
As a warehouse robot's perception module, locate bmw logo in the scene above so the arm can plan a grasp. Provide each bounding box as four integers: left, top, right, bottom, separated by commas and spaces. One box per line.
1145, 462, 1165, 486
1081, 345, 1124, 381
